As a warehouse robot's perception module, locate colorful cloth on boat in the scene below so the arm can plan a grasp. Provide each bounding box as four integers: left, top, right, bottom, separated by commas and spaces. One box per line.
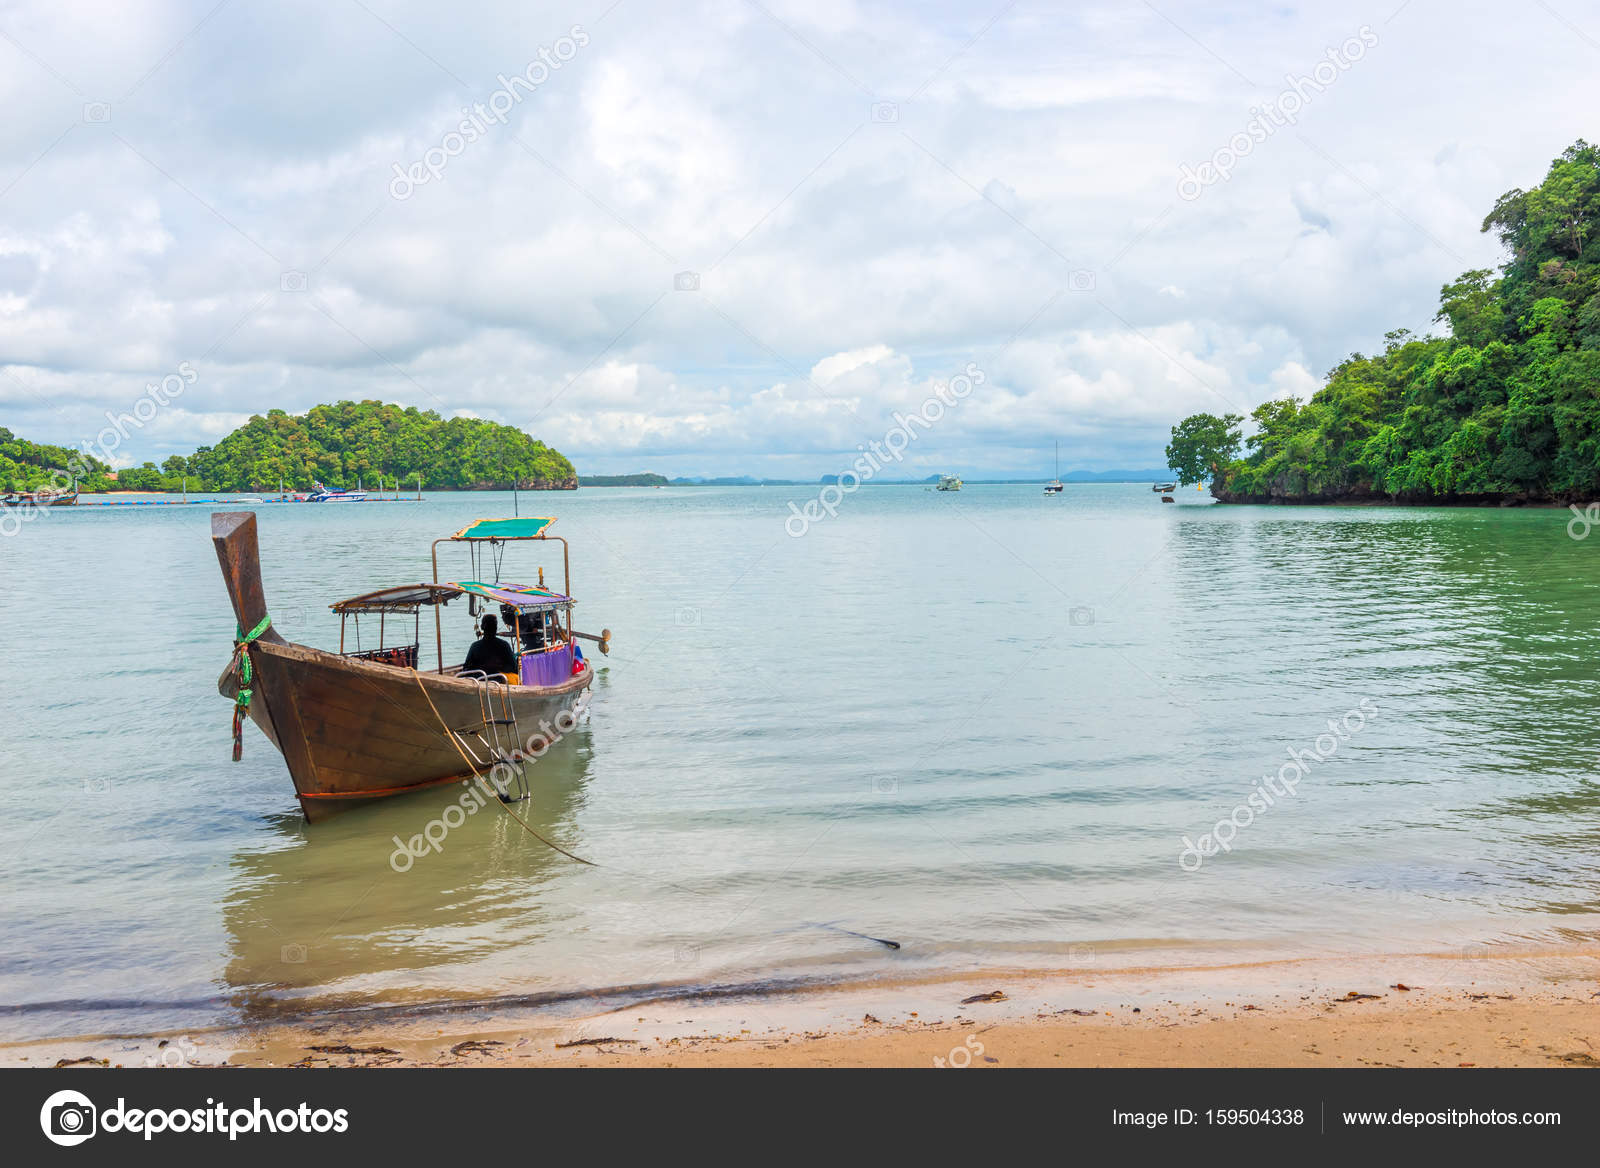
520, 644, 576, 687
449, 580, 572, 611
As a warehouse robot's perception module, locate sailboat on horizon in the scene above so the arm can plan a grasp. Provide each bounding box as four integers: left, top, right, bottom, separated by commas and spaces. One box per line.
1044, 441, 1064, 494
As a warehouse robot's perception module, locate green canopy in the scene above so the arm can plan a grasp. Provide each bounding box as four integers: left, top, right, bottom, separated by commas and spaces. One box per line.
451, 517, 556, 540
449, 580, 572, 612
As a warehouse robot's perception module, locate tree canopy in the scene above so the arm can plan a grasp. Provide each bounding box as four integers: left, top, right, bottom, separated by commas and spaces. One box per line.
1168, 139, 1600, 503
0, 402, 575, 493
0, 428, 112, 493
1165, 412, 1242, 485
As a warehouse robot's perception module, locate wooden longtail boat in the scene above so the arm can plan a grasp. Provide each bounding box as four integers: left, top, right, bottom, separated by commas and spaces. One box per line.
1, 488, 77, 506
212, 511, 608, 822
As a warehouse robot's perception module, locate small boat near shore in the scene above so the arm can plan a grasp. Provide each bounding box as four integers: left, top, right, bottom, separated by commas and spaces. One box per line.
212, 511, 610, 821
1, 488, 76, 507
936, 474, 963, 492
1152, 481, 1177, 493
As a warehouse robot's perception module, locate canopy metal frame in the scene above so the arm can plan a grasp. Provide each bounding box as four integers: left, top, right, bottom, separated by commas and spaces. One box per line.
429, 523, 571, 673
330, 582, 457, 659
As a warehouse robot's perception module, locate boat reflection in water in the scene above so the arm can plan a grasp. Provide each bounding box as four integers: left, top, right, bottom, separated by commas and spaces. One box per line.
220, 726, 593, 1022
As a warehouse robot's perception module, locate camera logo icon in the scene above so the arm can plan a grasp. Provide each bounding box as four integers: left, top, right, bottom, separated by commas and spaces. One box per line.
871, 775, 898, 795
673, 270, 700, 292
40, 1089, 97, 1146
870, 101, 899, 123
280, 270, 309, 292
1068, 606, 1095, 627
1068, 269, 1096, 291
82, 102, 111, 123
280, 942, 308, 963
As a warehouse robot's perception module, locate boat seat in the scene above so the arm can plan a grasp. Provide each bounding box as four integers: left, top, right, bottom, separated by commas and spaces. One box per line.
458, 669, 518, 686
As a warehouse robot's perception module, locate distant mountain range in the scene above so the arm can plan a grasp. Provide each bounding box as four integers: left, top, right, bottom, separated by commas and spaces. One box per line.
1067, 469, 1174, 482
598, 469, 1174, 486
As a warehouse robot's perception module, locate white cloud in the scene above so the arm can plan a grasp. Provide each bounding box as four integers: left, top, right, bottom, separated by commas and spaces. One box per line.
1268, 360, 1321, 402
0, 0, 1592, 476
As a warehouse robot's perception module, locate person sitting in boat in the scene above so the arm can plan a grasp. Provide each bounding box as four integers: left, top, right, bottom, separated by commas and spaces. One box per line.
499, 603, 546, 651
463, 613, 518, 676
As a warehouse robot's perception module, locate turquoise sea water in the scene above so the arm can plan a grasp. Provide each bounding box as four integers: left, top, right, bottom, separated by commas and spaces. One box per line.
2, 484, 1598, 1040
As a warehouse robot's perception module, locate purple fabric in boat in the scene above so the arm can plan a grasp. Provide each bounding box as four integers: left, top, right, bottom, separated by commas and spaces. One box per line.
520, 646, 575, 687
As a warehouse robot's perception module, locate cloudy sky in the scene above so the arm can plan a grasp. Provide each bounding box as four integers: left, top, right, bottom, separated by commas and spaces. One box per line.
1, 0, 1596, 479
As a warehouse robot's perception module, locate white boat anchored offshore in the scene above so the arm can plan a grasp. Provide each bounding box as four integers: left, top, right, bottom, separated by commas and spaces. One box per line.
936, 474, 963, 492
1044, 442, 1064, 494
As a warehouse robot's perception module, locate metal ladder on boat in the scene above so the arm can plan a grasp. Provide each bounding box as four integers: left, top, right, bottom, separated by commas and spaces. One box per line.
446, 674, 530, 802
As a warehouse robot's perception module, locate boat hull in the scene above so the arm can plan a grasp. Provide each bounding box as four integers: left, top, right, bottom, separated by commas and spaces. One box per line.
2, 491, 76, 507
220, 641, 590, 821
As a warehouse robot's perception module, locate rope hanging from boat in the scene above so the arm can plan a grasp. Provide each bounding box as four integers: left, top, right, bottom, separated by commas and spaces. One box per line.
408, 670, 597, 867
228, 615, 272, 761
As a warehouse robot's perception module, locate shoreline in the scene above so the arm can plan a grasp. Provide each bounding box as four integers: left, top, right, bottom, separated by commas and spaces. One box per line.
1212, 496, 1578, 508
7, 945, 1595, 1070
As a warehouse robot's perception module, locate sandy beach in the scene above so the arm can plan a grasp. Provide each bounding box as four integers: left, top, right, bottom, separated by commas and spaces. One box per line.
6, 946, 1595, 1071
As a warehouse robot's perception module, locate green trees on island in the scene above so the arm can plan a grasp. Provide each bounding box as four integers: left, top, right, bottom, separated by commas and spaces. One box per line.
188, 402, 576, 492
1164, 412, 1242, 486
1168, 139, 1600, 503
578, 473, 669, 486
0, 428, 114, 493
2, 402, 576, 493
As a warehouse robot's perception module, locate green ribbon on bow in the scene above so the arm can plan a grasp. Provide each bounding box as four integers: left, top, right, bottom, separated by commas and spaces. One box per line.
230, 615, 272, 761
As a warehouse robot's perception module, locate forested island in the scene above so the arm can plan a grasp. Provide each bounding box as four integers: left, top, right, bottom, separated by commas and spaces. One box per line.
1167, 140, 1600, 505
1, 402, 576, 493
579, 473, 669, 486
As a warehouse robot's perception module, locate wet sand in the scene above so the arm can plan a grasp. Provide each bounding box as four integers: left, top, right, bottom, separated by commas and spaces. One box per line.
5, 946, 1596, 1070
